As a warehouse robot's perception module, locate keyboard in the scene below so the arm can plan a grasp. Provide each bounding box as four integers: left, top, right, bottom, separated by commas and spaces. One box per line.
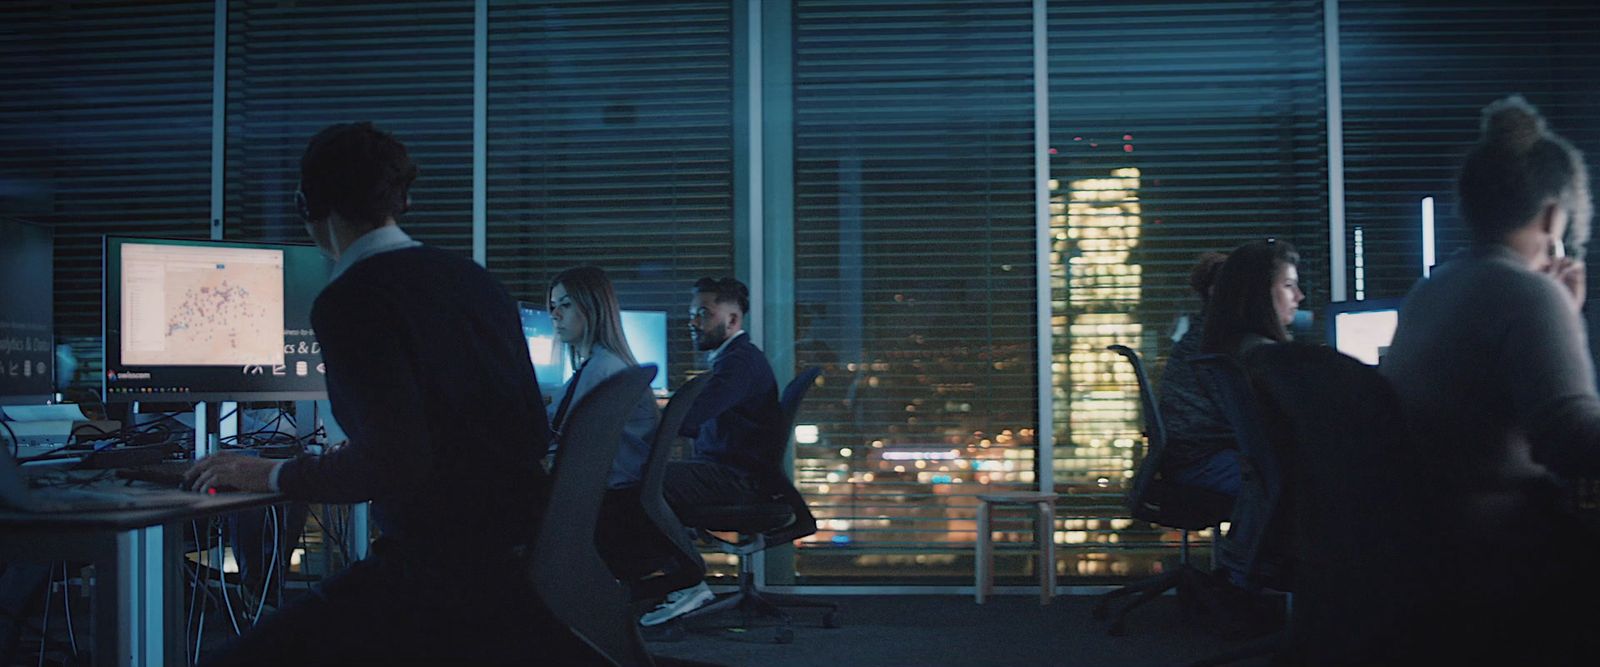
114, 461, 194, 488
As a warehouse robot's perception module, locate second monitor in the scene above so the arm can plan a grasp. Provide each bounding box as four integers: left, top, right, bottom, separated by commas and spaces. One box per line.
517, 304, 668, 394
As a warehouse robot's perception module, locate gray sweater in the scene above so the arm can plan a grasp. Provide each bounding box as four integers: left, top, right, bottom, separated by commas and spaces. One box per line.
1380, 244, 1600, 521
547, 345, 662, 488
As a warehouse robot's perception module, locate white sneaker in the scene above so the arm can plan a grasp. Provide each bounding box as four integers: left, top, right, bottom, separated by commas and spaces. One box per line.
639, 582, 714, 627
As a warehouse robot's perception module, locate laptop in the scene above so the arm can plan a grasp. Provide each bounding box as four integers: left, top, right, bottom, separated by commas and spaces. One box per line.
0, 448, 206, 513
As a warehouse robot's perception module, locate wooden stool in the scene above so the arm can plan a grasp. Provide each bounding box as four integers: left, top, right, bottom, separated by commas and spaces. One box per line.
975, 492, 1059, 605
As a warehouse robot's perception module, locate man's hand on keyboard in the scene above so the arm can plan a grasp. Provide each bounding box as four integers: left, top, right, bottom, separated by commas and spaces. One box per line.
183, 452, 277, 493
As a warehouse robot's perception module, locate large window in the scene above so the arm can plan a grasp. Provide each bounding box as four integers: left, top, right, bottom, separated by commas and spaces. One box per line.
1045, 0, 1329, 578
485, 0, 735, 388
1339, 2, 1600, 313
224, 1, 477, 252
0, 0, 214, 383
791, 0, 1038, 582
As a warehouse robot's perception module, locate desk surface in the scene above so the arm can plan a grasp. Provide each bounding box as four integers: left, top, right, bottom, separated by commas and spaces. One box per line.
0, 485, 282, 532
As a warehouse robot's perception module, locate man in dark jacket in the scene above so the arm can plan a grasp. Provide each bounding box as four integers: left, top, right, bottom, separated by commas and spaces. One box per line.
186, 122, 598, 665
637, 276, 784, 626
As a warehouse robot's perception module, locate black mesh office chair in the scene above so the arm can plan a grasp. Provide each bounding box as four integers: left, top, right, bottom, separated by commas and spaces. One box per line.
1186, 351, 1294, 665
627, 373, 711, 601
1228, 343, 1435, 665
532, 365, 659, 667
1093, 345, 1236, 637
670, 367, 840, 644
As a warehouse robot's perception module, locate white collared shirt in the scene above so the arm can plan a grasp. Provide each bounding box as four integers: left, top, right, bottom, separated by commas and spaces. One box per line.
329, 224, 421, 281
708, 329, 746, 365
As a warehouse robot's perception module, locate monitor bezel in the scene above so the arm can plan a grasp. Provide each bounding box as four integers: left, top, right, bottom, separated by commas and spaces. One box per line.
102, 234, 329, 403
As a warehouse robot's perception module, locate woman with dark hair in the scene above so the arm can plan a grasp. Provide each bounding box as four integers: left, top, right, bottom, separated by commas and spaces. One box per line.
1380, 96, 1599, 659
547, 266, 661, 488
1202, 239, 1304, 357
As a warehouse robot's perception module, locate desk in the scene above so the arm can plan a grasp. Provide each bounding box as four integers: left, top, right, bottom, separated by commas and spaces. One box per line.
0, 488, 282, 666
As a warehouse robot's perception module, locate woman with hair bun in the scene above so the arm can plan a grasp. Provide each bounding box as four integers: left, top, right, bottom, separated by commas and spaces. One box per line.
1380, 96, 1598, 660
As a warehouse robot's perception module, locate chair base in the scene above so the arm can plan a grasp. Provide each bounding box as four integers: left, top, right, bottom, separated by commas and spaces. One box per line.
1093, 565, 1218, 636
671, 571, 840, 645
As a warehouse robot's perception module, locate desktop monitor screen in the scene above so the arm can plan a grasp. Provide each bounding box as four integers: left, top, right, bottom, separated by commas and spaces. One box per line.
517, 302, 567, 388
0, 219, 54, 404
621, 310, 668, 394
1326, 298, 1403, 366
103, 236, 330, 402
521, 306, 669, 393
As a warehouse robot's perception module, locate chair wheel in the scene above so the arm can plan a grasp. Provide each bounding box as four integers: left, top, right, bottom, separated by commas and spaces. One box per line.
822, 611, 840, 629
775, 627, 795, 644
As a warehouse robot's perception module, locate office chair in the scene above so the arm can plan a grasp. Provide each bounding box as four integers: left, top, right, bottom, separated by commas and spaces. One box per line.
670, 367, 840, 644
1238, 343, 1435, 665
532, 365, 659, 667
627, 373, 711, 601
1093, 345, 1237, 637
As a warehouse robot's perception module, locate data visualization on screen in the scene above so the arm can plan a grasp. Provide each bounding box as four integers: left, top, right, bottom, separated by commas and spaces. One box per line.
104, 237, 329, 402
119, 242, 285, 367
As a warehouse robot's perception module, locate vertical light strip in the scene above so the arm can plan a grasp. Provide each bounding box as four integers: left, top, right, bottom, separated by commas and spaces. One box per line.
1324, 0, 1347, 301
210, 0, 226, 241
471, 0, 487, 266
1421, 196, 1435, 277
746, 0, 765, 345
1033, 0, 1053, 496
1354, 225, 1366, 300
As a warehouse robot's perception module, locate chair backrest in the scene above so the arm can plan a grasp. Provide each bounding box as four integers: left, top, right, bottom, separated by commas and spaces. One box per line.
1109, 345, 1232, 530
531, 364, 657, 667
1191, 352, 1284, 586
1245, 343, 1436, 663
763, 367, 823, 543
635, 372, 711, 583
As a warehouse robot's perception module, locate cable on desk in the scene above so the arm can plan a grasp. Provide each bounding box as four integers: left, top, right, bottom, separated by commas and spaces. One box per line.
217, 522, 242, 636
60, 562, 77, 658
37, 563, 53, 667
253, 505, 280, 625
2, 419, 16, 459
188, 520, 206, 666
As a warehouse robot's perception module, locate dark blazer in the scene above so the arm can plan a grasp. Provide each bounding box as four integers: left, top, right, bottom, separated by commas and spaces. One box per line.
277, 245, 551, 557
678, 333, 784, 477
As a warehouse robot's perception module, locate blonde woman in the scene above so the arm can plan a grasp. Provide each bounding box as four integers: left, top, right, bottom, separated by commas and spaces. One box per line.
546, 266, 661, 488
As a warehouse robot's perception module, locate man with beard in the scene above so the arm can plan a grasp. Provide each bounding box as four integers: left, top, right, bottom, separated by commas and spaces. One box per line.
637, 276, 784, 627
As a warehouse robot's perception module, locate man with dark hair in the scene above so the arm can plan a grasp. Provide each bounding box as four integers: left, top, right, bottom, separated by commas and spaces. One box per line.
636, 276, 784, 626
185, 122, 598, 665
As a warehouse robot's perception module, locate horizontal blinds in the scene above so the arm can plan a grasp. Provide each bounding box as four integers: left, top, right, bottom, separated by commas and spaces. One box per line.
792, 0, 1038, 567
1339, 2, 1600, 306
0, 0, 214, 386
224, 0, 476, 253
1040, 0, 1328, 579
1047, 0, 1328, 493
484, 0, 734, 389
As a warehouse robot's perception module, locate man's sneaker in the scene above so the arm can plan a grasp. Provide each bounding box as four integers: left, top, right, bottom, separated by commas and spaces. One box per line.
639, 582, 714, 627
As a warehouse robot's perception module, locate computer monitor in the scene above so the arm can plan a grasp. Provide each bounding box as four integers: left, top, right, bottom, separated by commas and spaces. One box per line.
520, 306, 669, 394
517, 302, 567, 388
103, 236, 330, 402
0, 219, 54, 405
1326, 298, 1404, 366
621, 310, 668, 394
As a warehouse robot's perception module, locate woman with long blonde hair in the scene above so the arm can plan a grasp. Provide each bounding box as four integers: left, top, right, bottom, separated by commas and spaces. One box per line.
546, 266, 660, 488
